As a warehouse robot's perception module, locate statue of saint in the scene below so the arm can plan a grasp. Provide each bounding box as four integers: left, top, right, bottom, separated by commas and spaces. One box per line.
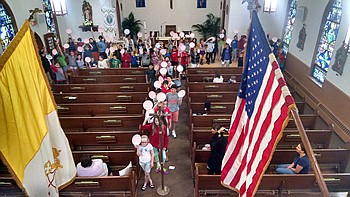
82, 0, 92, 23
332, 41, 349, 75
297, 24, 307, 51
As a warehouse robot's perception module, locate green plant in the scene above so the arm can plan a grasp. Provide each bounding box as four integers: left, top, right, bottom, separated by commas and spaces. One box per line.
122, 12, 142, 39
192, 13, 221, 39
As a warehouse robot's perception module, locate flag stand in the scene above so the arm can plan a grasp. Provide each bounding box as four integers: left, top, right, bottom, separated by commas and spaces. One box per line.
290, 109, 330, 197
151, 107, 170, 195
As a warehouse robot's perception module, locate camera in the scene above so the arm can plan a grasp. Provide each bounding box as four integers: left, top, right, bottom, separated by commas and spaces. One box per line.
223, 128, 229, 133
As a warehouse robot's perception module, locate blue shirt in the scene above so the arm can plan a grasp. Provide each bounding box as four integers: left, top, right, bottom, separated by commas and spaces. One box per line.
293, 155, 310, 174
223, 48, 231, 60
97, 41, 106, 53
231, 40, 238, 49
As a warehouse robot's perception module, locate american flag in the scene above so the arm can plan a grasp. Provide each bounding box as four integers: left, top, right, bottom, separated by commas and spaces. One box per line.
221, 11, 295, 196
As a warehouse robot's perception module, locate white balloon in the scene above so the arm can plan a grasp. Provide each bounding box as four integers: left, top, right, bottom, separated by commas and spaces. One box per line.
158, 76, 164, 83
170, 31, 175, 36
220, 34, 225, 39
156, 92, 166, 102
63, 44, 69, 49
177, 65, 184, 72
161, 61, 167, 68
179, 32, 185, 37
189, 42, 195, 48
272, 36, 278, 43
66, 29, 72, 34
137, 32, 143, 37
105, 48, 110, 54
46, 54, 53, 60
132, 134, 141, 146
77, 46, 84, 52
173, 33, 178, 38
190, 33, 195, 38
110, 47, 116, 53
83, 38, 89, 44
143, 100, 153, 110
120, 49, 125, 54
105, 36, 111, 42
180, 45, 186, 51
160, 49, 166, 55
71, 34, 77, 40
52, 49, 57, 55
148, 91, 156, 99
178, 90, 186, 98
85, 57, 91, 63
155, 43, 160, 48
139, 48, 143, 54
98, 26, 104, 33
226, 38, 232, 45
160, 67, 167, 75
154, 81, 161, 89
124, 29, 130, 35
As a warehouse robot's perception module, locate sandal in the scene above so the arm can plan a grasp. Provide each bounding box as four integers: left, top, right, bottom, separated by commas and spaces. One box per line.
141, 185, 147, 191
149, 183, 155, 189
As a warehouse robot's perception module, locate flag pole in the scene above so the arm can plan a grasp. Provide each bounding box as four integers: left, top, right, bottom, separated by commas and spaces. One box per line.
290, 109, 330, 197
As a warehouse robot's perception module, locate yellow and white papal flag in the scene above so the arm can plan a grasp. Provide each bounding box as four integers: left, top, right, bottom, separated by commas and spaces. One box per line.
0, 21, 76, 196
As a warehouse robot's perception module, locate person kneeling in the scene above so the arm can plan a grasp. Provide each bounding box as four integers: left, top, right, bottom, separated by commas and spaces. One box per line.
276, 143, 310, 174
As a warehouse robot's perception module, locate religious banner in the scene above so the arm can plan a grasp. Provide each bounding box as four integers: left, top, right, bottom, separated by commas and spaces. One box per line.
101, 7, 117, 33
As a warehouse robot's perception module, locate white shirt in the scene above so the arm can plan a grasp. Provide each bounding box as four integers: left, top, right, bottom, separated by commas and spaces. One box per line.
98, 59, 109, 68
138, 143, 153, 163
213, 76, 224, 83
76, 159, 108, 177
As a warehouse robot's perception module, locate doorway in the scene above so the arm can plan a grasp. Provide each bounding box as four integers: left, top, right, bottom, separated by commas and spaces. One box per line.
165, 25, 176, 37
34, 32, 44, 52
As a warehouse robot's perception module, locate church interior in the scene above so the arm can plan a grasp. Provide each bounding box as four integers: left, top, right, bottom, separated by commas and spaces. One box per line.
0, 0, 349, 196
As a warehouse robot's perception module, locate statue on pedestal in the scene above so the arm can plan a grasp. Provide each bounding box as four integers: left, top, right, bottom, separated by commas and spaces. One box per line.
297, 24, 307, 51
82, 0, 93, 26
332, 41, 349, 76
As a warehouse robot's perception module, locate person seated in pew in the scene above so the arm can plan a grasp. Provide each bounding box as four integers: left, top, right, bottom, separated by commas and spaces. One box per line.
207, 123, 228, 175
276, 143, 310, 174
76, 154, 112, 176
135, 135, 155, 191
213, 70, 224, 83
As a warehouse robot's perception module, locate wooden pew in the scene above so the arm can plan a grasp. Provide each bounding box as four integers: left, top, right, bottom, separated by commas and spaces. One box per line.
54, 92, 147, 103
191, 114, 317, 129
190, 126, 332, 150
66, 131, 138, 151
192, 147, 350, 174
71, 75, 146, 84
72, 150, 140, 178
57, 103, 143, 116
187, 74, 242, 82
190, 101, 235, 114
53, 83, 149, 93
0, 176, 24, 196
59, 115, 143, 130
188, 82, 240, 92
189, 91, 237, 103
187, 67, 243, 75
194, 163, 350, 196
60, 172, 137, 197
78, 68, 147, 75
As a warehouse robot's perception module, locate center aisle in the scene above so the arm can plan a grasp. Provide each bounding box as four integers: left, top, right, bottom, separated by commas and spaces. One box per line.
137, 79, 193, 196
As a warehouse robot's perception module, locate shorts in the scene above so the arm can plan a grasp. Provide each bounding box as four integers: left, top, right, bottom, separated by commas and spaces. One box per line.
139, 161, 151, 173
171, 111, 179, 122
62, 66, 68, 72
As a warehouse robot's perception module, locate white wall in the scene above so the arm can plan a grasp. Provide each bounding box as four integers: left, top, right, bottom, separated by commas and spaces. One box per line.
226, 0, 288, 40
6, 0, 49, 43
120, 0, 220, 37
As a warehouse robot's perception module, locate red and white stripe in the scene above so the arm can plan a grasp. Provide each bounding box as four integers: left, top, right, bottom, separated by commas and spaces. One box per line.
221, 59, 292, 196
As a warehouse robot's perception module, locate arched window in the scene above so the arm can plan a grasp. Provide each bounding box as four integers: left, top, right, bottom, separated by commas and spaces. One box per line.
43, 0, 57, 34
282, 0, 298, 54
0, 1, 17, 51
311, 0, 342, 85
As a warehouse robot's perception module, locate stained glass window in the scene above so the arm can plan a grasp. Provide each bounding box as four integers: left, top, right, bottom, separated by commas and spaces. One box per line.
51, 0, 67, 16
312, 0, 342, 85
0, 2, 16, 51
43, 0, 57, 33
282, 0, 298, 54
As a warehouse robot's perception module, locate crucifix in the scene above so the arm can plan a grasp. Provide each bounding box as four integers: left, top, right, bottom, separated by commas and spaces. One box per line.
150, 104, 171, 195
